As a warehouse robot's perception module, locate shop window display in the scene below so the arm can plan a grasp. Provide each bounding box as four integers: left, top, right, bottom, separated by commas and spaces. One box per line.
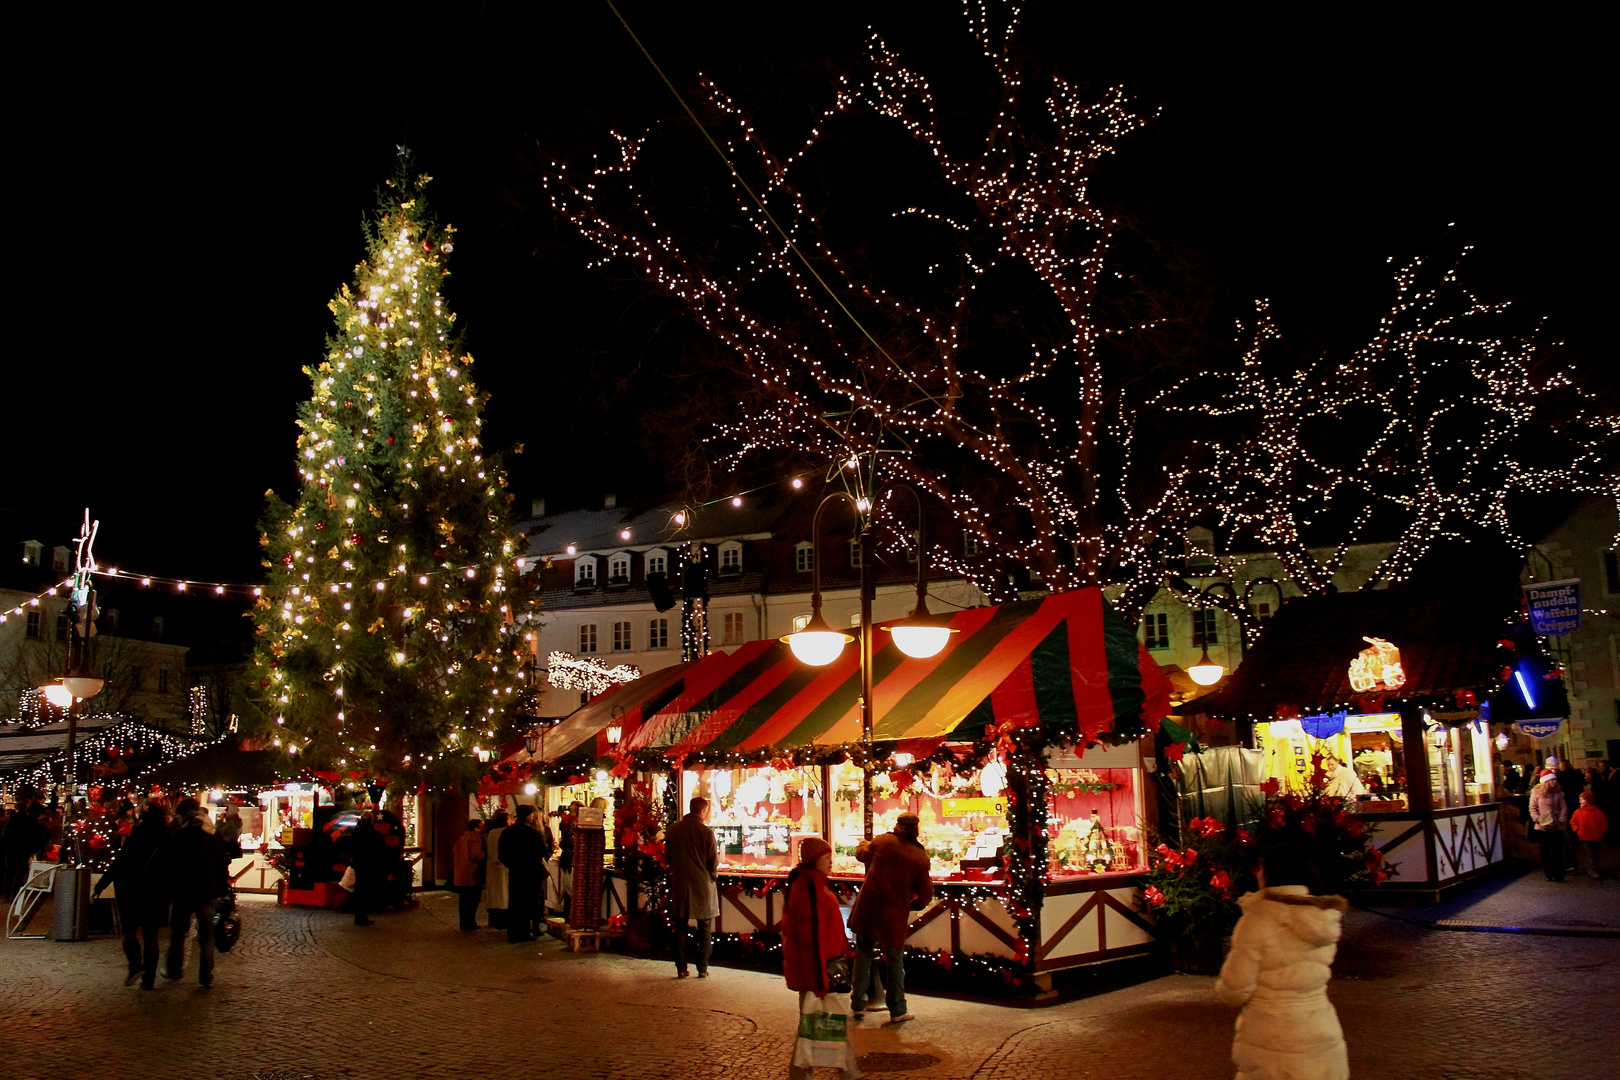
823, 757, 1145, 880
684, 764, 824, 872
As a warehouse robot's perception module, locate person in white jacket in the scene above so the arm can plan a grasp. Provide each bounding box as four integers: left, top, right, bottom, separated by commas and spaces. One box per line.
1215, 846, 1349, 1080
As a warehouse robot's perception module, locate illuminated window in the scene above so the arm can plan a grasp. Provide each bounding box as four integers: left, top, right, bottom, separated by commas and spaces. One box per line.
575, 558, 596, 587
1142, 613, 1169, 650
723, 611, 745, 644
607, 553, 631, 584
718, 542, 742, 575
22, 541, 41, 567
648, 618, 669, 649
794, 542, 814, 573
647, 551, 667, 577
579, 623, 598, 653
612, 621, 633, 651
1193, 609, 1220, 647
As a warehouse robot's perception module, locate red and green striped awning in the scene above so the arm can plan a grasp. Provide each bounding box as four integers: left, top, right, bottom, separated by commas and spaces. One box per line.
623, 589, 1170, 757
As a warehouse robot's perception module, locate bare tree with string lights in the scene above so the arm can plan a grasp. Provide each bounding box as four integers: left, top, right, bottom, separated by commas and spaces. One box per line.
544, 1, 1616, 622
1153, 251, 1619, 639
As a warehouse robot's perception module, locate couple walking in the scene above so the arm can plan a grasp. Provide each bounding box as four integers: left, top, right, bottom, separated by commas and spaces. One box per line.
91, 798, 230, 989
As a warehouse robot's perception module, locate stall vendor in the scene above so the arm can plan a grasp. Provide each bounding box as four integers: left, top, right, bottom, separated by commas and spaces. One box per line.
1323, 755, 1366, 800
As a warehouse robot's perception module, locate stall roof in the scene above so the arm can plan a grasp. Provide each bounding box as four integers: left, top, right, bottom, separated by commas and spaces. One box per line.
1175, 587, 1509, 720
625, 589, 1170, 757
135, 739, 282, 789
0, 715, 196, 777
531, 661, 696, 764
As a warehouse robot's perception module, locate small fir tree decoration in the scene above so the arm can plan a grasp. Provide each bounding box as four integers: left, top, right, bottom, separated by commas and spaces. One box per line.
1082, 809, 1113, 873
251, 158, 525, 790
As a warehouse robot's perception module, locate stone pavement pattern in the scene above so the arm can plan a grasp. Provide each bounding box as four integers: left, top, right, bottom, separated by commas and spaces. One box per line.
3, 872, 1616, 1080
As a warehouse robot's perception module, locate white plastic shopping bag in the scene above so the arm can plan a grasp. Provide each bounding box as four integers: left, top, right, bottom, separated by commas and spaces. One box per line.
792, 992, 856, 1072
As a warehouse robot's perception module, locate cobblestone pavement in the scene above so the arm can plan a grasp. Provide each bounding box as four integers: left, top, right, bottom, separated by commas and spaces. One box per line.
3, 882, 1616, 1080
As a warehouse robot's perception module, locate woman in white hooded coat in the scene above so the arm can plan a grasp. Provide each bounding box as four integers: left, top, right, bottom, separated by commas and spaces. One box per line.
1215, 845, 1350, 1080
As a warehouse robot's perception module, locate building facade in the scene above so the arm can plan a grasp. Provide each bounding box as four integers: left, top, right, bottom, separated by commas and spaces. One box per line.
516, 496, 989, 717
4, 540, 191, 729
1531, 495, 1620, 765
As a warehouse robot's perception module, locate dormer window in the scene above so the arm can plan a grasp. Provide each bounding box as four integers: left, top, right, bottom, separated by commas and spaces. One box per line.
104, 608, 120, 633
52, 546, 71, 575
607, 552, 631, 585
575, 557, 597, 587
22, 540, 42, 567
646, 551, 668, 577
1185, 527, 1216, 572
794, 542, 814, 573
964, 535, 979, 559
717, 541, 742, 576
152, 616, 166, 638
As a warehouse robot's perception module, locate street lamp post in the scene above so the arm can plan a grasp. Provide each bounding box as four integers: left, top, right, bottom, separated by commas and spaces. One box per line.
784, 485, 955, 840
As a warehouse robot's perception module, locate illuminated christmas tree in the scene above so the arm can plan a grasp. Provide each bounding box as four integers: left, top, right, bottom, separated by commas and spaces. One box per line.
251, 160, 527, 788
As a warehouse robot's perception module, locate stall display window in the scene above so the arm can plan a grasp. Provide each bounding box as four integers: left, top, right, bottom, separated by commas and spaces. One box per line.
827, 757, 1015, 880
684, 764, 823, 873
1046, 768, 1144, 877
1259, 714, 1408, 809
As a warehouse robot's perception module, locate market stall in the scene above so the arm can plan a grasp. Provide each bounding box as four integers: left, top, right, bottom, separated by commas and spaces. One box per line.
1178, 587, 1529, 898
619, 589, 1172, 987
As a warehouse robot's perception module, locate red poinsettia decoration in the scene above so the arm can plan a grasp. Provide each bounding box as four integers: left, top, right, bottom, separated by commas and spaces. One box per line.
1209, 869, 1231, 898
1143, 885, 1167, 907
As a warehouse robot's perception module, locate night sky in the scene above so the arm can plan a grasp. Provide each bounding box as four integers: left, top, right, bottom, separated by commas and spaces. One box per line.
7, 3, 1607, 589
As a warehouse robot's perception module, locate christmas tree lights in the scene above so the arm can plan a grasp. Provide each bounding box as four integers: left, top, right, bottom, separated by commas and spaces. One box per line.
250, 158, 529, 789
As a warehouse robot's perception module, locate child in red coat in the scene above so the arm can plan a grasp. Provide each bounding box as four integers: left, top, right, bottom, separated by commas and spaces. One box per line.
782, 837, 856, 1080
1570, 791, 1609, 880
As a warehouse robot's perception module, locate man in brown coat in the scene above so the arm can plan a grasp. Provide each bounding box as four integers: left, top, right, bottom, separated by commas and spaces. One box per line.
848, 812, 933, 1023
665, 796, 719, 978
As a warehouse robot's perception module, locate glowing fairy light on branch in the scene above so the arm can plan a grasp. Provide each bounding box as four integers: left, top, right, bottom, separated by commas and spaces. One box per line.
546, 651, 641, 697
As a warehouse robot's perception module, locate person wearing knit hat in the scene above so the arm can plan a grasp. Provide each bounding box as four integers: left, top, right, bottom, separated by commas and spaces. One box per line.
798, 837, 833, 867
782, 835, 856, 1079
1529, 768, 1570, 882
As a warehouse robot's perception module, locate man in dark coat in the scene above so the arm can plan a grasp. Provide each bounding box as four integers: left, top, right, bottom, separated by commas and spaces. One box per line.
162, 798, 229, 988
2, 787, 47, 900
498, 804, 546, 942
848, 813, 933, 1023
664, 796, 718, 978
93, 803, 171, 988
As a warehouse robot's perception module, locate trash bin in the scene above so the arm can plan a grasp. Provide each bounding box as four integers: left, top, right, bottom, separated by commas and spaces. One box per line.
51, 865, 91, 941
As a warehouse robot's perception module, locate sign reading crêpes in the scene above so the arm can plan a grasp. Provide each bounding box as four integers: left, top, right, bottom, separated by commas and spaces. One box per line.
1348, 637, 1406, 693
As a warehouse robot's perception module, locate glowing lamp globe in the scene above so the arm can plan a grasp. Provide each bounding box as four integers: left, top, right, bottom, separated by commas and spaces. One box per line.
523, 782, 539, 796
42, 683, 74, 709
1187, 646, 1224, 687
783, 612, 855, 667
888, 623, 952, 659
64, 675, 104, 699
